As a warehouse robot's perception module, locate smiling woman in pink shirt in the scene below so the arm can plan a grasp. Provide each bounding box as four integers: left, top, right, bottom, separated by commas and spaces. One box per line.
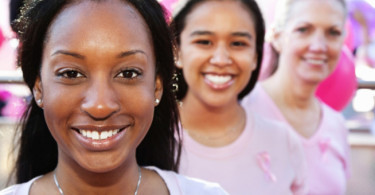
170, 0, 308, 194
241, 0, 351, 194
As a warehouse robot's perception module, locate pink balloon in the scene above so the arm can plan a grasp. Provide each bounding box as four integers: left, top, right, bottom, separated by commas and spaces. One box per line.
159, 0, 178, 22
316, 46, 357, 111
0, 28, 5, 48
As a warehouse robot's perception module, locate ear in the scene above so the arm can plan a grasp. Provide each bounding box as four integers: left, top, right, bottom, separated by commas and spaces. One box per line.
251, 54, 257, 71
33, 77, 44, 108
175, 50, 183, 69
271, 30, 282, 53
154, 75, 163, 106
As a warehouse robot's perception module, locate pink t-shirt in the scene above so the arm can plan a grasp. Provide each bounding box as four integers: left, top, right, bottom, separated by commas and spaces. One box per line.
179, 110, 308, 195
241, 83, 351, 195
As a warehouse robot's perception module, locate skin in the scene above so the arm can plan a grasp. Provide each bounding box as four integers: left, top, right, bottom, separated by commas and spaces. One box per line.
177, 0, 257, 147
263, 0, 346, 138
30, 1, 167, 194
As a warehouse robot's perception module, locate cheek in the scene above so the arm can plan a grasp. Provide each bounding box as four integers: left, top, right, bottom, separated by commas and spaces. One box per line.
330, 43, 343, 58
117, 85, 155, 118
238, 52, 257, 72
42, 85, 79, 135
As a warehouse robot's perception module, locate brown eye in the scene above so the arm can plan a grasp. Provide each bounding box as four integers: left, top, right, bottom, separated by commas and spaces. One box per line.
58, 70, 84, 79
329, 29, 341, 36
296, 27, 308, 33
231, 41, 247, 47
117, 69, 141, 79
196, 40, 212, 45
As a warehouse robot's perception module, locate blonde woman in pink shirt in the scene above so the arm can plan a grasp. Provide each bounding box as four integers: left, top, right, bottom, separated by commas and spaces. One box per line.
241, 0, 351, 194
170, 0, 308, 194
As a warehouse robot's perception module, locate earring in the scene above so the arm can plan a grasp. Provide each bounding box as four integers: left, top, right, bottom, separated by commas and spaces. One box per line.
36, 99, 42, 105
155, 99, 160, 105
176, 60, 182, 67
172, 72, 179, 93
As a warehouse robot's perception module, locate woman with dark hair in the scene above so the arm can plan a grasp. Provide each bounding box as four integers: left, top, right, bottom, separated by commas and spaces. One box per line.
241, 0, 351, 194
170, 0, 307, 194
0, 0, 228, 194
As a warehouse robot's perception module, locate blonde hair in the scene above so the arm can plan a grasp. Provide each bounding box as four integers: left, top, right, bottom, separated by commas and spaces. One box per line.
267, 0, 347, 41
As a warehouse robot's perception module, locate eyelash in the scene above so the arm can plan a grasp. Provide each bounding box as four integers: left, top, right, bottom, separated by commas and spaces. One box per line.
297, 27, 308, 33
196, 40, 212, 45
195, 40, 248, 48
329, 30, 341, 36
57, 69, 85, 79
116, 69, 142, 80
231, 41, 248, 47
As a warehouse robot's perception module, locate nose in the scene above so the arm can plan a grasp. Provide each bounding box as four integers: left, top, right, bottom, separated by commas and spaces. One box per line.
209, 45, 233, 66
309, 32, 328, 52
81, 79, 120, 120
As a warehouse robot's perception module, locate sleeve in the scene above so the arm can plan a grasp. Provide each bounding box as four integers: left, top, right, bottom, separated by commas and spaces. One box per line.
0, 186, 17, 195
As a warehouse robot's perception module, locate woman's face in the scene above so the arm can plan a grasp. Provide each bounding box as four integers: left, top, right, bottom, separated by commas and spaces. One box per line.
178, 0, 257, 108
34, 1, 162, 173
274, 0, 346, 84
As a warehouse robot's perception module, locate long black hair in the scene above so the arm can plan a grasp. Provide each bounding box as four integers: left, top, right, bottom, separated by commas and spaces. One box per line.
170, 0, 265, 100
13, 0, 181, 183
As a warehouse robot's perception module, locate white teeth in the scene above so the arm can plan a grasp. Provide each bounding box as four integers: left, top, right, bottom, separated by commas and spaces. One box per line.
92, 131, 99, 140
78, 129, 120, 140
306, 59, 325, 65
205, 74, 232, 84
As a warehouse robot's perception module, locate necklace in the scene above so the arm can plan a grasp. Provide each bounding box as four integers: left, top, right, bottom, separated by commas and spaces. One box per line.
53, 166, 142, 195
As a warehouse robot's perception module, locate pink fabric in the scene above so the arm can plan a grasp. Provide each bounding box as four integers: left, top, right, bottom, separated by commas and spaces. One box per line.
241, 83, 351, 195
179, 111, 308, 195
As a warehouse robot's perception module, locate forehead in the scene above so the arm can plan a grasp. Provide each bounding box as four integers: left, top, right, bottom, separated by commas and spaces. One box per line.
287, 0, 345, 26
184, 1, 255, 33
45, 0, 152, 52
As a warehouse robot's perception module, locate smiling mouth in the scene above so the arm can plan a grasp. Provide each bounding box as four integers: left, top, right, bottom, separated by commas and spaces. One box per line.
204, 74, 233, 85
305, 59, 326, 65
72, 128, 126, 140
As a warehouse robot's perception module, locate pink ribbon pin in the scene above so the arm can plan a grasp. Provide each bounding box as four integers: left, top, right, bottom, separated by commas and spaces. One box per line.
318, 138, 331, 161
257, 152, 277, 182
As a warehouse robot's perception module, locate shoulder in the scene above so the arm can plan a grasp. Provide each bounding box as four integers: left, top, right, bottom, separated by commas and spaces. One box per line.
252, 113, 291, 137
319, 102, 349, 139
241, 83, 263, 105
145, 166, 228, 195
0, 176, 42, 195
321, 103, 346, 121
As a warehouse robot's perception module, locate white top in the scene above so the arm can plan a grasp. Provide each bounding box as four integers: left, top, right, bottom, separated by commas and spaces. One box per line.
0, 166, 228, 195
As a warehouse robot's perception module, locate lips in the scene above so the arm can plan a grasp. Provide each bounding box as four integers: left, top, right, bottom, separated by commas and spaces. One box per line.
72, 125, 129, 151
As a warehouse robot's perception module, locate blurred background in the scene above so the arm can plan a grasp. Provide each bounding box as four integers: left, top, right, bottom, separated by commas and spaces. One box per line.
1, 0, 375, 194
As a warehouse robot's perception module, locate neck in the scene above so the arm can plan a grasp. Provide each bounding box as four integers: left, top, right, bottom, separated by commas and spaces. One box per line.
263, 71, 318, 109
54, 151, 140, 195
179, 93, 246, 147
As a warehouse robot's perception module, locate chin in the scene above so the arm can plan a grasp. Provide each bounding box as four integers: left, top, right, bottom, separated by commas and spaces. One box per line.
74, 153, 127, 174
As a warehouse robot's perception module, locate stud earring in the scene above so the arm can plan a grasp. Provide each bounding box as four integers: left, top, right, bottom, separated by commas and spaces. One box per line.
36, 99, 42, 105
155, 99, 160, 105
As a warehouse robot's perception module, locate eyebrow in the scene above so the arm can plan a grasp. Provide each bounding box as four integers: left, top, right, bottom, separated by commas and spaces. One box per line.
52, 50, 85, 59
116, 50, 147, 58
51, 49, 147, 59
190, 30, 253, 39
